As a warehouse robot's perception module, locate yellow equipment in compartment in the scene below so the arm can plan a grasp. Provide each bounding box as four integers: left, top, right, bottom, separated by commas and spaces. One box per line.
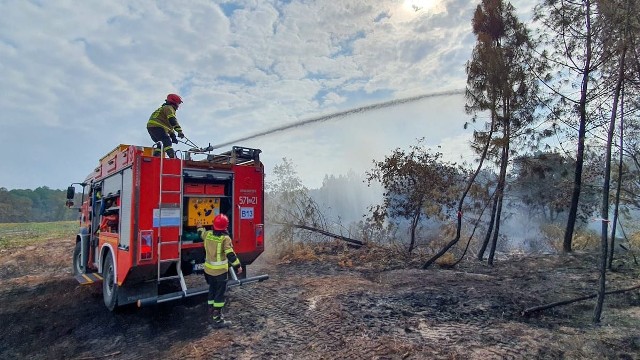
187, 197, 220, 226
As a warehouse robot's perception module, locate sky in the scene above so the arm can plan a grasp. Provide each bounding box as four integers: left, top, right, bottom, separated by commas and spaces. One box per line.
0, 0, 537, 190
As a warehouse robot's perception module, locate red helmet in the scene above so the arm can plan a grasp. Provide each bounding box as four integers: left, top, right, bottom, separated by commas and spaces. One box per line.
166, 93, 183, 106
213, 214, 229, 231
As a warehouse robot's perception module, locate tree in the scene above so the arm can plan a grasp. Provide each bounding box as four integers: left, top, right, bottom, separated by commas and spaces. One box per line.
598, 0, 640, 268
592, 0, 636, 324
533, 0, 603, 253
616, 132, 640, 213
510, 152, 599, 223
533, 0, 640, 323
465, 0, 538, 264
312, 171, 373, 227
264, 158, 327, 250
0, 187, 75, 223
366, 141, 461, 253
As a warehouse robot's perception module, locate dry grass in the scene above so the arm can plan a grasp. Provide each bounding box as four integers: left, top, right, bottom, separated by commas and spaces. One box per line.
434, 252, 456, 267
539, 224, 601, 252
630, 232, 640, 249
275, 239, 452, 271
271, 224, 640, 272
572, 230, 601, 250
277, 242, 321, 263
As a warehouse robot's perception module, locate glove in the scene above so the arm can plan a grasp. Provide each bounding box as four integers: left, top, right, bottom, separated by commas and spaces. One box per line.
178, 132, 185, 139
171, 135, 178, 144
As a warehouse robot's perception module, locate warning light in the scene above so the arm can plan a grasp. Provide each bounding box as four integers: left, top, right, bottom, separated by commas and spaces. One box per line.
139, 230, 154, 262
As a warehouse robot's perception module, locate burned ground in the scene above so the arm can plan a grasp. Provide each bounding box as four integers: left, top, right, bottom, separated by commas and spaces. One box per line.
1, 240, 639, 359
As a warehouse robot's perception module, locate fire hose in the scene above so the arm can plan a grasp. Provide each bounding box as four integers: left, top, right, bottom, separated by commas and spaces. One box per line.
178, 136, 214, 153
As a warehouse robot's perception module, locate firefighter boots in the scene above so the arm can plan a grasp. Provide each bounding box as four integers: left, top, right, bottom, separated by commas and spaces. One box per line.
210, 307, 230, 329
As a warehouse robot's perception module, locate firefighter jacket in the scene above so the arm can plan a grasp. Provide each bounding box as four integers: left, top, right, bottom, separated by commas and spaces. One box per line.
198, 228, 241, 277
147, 103, 183, 136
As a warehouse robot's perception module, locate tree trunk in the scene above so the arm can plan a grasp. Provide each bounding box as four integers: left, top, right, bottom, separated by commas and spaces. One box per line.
608, 86, 625, 270
488, 189, 505, 265
408, 210, 420, 254
563, 1, 594, 254
477, 109, 500, 262
594, 29, 627, 324
286, 223, 365, 246
452, 199, 491, 267
423, 114, 496, 269
523, 284, 640, 317
488, 123, 510, 266
478, 195, 498, 261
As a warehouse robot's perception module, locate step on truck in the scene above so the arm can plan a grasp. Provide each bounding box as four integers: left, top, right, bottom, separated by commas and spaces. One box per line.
66, 144, 268, 311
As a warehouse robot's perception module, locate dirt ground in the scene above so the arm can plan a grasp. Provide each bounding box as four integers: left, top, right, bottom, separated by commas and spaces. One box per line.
1, 240, 639, 360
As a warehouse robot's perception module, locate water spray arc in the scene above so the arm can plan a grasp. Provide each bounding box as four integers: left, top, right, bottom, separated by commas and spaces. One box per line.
209, 89, 465, 150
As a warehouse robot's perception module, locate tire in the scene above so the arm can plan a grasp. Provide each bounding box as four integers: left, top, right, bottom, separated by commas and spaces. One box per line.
72, 241, 83, 276
102, 254, 118, 311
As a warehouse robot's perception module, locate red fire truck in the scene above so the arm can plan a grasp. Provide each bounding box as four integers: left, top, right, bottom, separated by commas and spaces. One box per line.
66, 144, 268, 311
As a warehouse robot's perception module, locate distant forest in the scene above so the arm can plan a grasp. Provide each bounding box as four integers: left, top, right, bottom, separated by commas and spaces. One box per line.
0, 187, 77, 223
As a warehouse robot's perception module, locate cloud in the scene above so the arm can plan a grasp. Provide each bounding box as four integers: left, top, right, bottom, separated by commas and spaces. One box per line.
0, 0, 539, 190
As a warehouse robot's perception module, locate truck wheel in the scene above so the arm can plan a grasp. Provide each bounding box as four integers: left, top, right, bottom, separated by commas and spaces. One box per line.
102, 254, 118, 311
72, 242, 83, 276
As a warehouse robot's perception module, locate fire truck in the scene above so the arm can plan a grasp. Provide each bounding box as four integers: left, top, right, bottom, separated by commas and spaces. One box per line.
66, 144, 268, 311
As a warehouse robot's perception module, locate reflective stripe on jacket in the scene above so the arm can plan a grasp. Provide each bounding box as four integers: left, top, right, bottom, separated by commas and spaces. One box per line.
199, 228, 240, 277
147, 104, 182, 135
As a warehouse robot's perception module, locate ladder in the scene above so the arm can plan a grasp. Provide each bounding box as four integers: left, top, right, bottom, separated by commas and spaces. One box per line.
155, 144, 187, 293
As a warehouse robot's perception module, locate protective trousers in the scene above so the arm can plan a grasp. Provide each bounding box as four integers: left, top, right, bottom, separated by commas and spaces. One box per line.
205, 272, 228, 313
147, 126, 175, 158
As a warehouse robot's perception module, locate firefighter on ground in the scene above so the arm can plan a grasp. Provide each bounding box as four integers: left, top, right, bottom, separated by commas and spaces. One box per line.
197, 214, 242, 328
147, 93, 185, 158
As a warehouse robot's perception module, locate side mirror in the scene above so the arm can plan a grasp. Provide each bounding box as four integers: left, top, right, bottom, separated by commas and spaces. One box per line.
66, 186, 75, 200
66, 186, 75, 208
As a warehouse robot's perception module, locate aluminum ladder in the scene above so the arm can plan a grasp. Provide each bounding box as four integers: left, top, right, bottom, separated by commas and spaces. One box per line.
155, 143, 187, 293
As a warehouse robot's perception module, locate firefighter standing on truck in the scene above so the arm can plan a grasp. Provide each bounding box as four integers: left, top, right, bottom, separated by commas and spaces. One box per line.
198, 214, 242, 328
147, 93, 185, 158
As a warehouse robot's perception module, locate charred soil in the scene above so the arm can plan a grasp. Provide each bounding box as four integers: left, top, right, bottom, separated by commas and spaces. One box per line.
1, 240, 639, 360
